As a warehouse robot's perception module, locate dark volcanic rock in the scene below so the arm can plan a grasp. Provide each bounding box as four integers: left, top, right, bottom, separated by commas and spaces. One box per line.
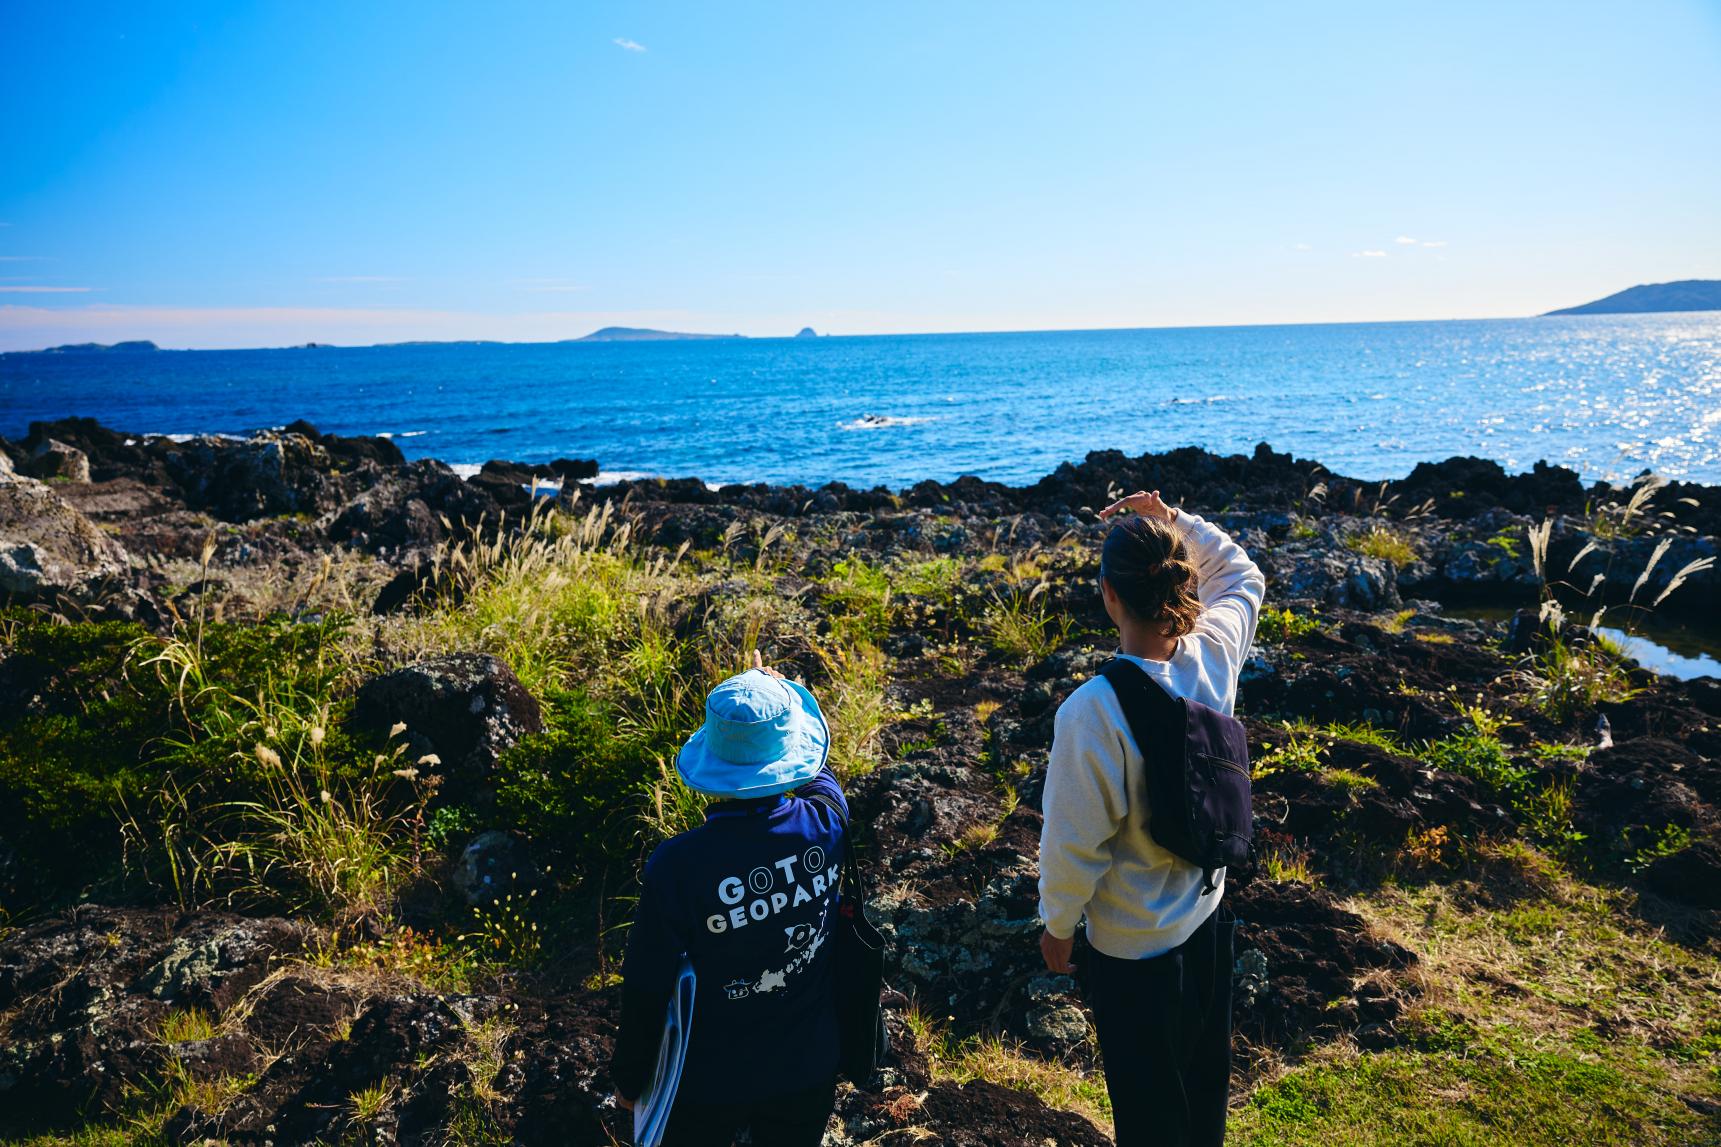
160, 431, 339, 521
330, 458, 507, 552
1229, 881, 1417, 1050
0, 907, 312, 1134
22, 438, 91, 483
352, 653, 544, 807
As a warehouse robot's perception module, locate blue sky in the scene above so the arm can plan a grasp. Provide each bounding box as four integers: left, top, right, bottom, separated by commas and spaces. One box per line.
2, 1, 1718, 349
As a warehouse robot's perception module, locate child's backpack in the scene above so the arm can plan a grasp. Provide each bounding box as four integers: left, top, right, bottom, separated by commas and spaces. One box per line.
1099, 658, 1254, 892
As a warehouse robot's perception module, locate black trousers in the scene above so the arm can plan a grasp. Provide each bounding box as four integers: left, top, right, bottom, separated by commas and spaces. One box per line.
661, 1076, 837, 1147
1082, 905, 1235, 1147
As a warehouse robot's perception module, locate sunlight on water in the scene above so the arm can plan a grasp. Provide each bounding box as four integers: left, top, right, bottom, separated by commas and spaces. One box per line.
3, 314, 1718, 489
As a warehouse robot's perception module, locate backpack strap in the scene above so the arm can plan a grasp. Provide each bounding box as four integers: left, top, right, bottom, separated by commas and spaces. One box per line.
1098, 658, 1225, 897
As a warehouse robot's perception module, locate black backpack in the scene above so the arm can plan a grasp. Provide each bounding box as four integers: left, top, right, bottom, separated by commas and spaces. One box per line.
804, 791, 890, 1085
1099, 658, 1254, 893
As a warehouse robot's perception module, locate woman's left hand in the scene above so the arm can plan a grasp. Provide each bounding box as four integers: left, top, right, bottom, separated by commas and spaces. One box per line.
1099, 489, 1177, 523
751, 649, 785, 679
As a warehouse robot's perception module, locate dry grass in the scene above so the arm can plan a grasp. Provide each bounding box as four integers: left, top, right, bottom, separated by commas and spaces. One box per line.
904, 1007, 1113, 1135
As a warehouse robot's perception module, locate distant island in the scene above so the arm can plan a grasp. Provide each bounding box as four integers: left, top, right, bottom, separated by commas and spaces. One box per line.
795, 327, 819, 339
571, 327, 746, 343
40, 340, 161, 354
1545, 279, 1721, 316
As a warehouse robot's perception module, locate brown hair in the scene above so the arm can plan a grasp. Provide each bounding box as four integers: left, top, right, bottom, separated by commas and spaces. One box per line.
1099, 516, 1202, 636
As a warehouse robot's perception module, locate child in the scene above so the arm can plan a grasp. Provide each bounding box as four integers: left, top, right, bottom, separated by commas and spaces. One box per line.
612, 651, 846, 1147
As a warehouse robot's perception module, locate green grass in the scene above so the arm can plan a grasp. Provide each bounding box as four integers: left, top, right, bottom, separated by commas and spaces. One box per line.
1231, 1031, 1710, 1146
980, 583, 1070, 664
156, 1008, 216, 1044
1257, 605, 1323, 642
1275, 846, 1721, 1146
1345, 524, 1418, 567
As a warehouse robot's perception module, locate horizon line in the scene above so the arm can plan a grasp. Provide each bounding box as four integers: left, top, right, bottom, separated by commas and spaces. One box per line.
8, 308, 1702, 355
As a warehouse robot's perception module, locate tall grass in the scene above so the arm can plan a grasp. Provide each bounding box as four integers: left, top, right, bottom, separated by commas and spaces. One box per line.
819, 641, 894, 777
981, 581, 1070, 664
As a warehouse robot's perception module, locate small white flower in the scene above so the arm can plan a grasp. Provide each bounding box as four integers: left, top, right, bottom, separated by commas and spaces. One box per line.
254, 744, 283, 769
418, 753, 441, 767
389, 722, 408, 738
319, 789, 333, 804
392, 767, 419, 780
309, 726, 326, 746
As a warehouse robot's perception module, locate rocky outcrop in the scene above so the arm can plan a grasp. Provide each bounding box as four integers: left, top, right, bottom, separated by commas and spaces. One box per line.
0, 470, 133, 611
0, 907, 312, 1133
22, 438, 91, 483
352, 653, 544, 809
329, 459, 508, 553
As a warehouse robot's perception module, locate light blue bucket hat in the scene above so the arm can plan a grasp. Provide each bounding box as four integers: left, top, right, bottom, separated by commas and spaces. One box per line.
676, 669, 831, 799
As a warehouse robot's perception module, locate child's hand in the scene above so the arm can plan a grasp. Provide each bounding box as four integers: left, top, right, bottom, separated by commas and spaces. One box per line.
1099, 489, 1177, 523
751, 649, 785, 679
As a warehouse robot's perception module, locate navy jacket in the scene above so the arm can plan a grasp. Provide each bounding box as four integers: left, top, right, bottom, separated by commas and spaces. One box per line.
610, 765, 847, 1106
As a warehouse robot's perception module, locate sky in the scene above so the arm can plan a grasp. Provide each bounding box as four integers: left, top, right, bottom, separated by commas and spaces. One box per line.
1, 1, 1718, 350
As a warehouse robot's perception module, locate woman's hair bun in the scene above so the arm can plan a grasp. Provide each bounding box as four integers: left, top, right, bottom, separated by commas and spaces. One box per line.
1099, 518, 1202, 636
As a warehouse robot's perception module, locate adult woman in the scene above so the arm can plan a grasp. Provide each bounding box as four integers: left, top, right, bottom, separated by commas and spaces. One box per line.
1037, 489, 1266, 1147
611, 651, 845, 1147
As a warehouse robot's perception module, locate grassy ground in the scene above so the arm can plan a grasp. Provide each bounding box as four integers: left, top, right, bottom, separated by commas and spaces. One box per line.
907, 841, 1720, 1146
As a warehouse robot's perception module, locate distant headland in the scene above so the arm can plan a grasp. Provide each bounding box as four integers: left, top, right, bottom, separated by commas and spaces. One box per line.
39, 340, 161, 354
572, 327, 745, 342
1545, 279, 1721, 316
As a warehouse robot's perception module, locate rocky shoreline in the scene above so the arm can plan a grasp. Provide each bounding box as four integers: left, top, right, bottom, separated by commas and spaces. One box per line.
2, 418, 1717, 1145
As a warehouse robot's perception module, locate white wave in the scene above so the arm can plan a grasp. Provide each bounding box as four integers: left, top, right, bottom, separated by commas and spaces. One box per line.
450, 463, 482, 479
1166, 395, 1237, 406
838, 413, 935, 431
378, 430, 428, 439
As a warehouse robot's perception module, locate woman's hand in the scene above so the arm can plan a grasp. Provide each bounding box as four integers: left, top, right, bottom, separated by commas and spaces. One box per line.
1099, 489, 1177, 523
615, 1092, 635, 1112
751, 649, 785, 679
1040, 928, 1076, 974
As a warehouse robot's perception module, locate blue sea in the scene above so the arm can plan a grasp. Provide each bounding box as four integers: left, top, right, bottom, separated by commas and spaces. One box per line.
3, 314, 1719, 489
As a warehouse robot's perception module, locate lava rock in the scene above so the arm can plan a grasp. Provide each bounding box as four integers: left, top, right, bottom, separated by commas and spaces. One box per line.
352, 653, 544, 807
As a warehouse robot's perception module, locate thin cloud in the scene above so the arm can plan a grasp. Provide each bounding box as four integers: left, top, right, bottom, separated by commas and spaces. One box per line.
1421, 240, 1447, 248
0, 285, 94, 292
317, 275, 407, 283
1395, 235, 1418, 245
613, 37, 647, 52
1351, 250, 1388, 258
1292, 243, 1313, 251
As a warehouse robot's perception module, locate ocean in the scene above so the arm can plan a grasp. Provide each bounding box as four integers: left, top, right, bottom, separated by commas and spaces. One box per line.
3, 314, 1718, 489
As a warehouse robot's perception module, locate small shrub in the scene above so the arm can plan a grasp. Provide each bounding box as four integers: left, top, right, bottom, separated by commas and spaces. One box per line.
1625, 823, 1693, 875
1259, 835, 1318, 884
157, 1008, 216, 1044
1401, 824, 1452, 870
1424, 730, 1530, 803
1253, 729, 1327, 779
820, 643, 894, 777
461, 885, 543, 969
981, 584, 1070, 664
1345, 524, 1417, 566
1256, 606, 1322, 643
896, 556, 963, 604
824, 557, 894, 646
1522, 777, 1586, 860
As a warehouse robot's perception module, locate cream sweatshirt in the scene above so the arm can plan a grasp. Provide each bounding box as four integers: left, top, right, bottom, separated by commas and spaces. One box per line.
1037, 511, 1267, 960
